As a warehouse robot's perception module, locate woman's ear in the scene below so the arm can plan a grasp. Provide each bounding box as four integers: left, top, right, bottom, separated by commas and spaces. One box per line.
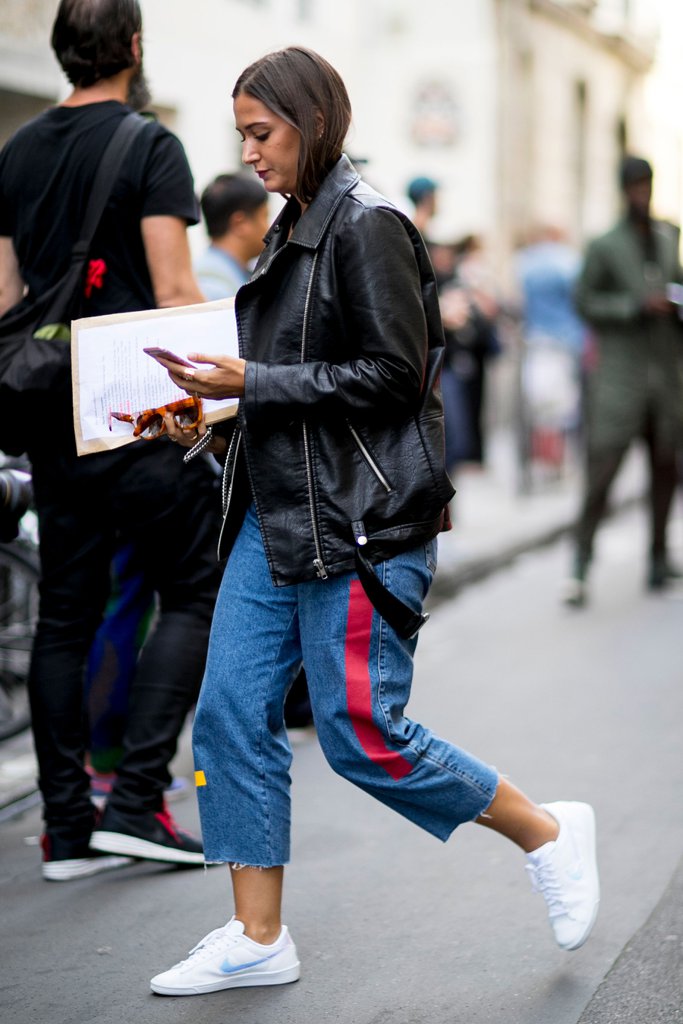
314, 109, 325, 141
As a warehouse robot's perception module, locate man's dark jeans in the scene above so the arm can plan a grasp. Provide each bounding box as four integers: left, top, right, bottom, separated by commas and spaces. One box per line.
27, 435, 222, 854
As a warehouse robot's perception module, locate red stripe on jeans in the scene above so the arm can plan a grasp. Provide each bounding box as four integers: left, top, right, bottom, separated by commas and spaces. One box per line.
344, 578, 413, 781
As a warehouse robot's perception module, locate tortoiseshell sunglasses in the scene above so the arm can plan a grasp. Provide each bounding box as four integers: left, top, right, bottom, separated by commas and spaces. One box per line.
109, 395, 202, 440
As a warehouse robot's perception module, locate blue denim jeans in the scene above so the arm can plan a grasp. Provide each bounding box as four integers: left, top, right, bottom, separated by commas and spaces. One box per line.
192, 505, 498, 866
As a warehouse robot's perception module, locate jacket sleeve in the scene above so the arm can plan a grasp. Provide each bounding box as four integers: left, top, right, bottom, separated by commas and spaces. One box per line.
574, 239, 642, 326
243, 206, 428, 422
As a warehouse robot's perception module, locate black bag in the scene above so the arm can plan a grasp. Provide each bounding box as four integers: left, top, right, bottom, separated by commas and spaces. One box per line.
0, 113, 149, 455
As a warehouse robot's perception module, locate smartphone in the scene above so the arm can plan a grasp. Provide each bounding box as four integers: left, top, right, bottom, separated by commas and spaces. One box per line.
143, 346, 196, 369
665, 283, 683, 307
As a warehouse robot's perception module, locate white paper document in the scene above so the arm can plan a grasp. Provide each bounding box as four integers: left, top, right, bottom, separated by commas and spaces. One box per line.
71, 297, 239, 455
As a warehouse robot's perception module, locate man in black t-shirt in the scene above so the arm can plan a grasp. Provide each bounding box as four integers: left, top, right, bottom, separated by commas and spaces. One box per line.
0, 0, 222, 881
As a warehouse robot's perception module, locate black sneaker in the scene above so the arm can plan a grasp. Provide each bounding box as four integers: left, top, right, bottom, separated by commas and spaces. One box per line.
41, 832, 133, 882
90, 804, 204, 865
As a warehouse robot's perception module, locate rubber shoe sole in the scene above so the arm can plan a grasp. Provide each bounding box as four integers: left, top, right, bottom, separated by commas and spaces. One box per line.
151, 962, 301, 995
90, 829, 204, 865
43, 855, 133, 882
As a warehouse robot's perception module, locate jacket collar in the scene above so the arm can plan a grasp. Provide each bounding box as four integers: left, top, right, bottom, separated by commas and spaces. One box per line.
264, 154, 360, 251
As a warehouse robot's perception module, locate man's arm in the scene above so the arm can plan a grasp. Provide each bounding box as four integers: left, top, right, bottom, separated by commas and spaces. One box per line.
0, 236, 25, 316
141, 216, 205, 308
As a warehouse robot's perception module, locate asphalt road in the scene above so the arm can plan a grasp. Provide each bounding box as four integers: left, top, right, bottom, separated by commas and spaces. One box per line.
1, 504, 681, 1024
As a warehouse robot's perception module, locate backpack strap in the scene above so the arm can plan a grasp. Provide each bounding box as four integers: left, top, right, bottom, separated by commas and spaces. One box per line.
43, 112, 149, 321
76, 112, 149, 249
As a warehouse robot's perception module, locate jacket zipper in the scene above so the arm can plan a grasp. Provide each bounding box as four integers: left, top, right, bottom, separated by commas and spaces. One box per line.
217, 428, 242, 558
346, 420, 393, 493
221, 428, 241, 516
300, 251, 327, 579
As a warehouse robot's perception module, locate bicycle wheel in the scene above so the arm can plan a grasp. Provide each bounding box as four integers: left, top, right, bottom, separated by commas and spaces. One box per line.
0, 542, 39, 740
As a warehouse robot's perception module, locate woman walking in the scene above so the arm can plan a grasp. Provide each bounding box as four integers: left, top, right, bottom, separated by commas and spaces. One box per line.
150, 47, 599, 996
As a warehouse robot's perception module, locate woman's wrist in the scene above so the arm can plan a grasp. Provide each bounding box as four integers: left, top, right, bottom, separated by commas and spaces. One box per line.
182, 424, 228, 464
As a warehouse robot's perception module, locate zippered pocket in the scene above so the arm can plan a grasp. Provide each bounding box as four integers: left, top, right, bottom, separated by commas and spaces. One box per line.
346, 420, 393, 493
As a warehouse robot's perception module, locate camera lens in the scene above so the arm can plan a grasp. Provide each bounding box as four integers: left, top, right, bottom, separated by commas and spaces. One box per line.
0, 470, 33, 543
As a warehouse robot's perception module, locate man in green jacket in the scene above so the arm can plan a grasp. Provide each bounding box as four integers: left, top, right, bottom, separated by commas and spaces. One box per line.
563, 156, 683, 606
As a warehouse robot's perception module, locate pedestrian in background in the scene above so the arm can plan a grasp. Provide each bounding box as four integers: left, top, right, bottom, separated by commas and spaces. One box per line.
0, 0, 222, 880
563, 155, 683, 606
447, 234, 501, 468
148, 46, 599, 998
515, 225, 585, 472
431, 240, 500, 473
406, 174, 438, 242
194, 172, 270, 299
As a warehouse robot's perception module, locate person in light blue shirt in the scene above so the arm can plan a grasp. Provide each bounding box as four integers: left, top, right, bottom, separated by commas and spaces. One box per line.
194, 173, 270, 300
515, 226, 586, 448
516, 226, 585, 355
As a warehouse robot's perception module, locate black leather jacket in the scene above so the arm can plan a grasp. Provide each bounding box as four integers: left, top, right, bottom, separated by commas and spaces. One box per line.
217, 155, 454, 586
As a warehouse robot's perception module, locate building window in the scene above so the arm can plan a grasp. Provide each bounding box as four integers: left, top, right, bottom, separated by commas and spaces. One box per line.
574, 80, 588, 237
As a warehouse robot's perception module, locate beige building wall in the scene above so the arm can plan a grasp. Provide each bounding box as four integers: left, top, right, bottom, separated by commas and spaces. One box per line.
0, 0, 60, 102
139, 0, 501, 248
638, 0, 683, 232
140, 1, 363, 204
494, 0, 657, 284
339, 0, 500, 242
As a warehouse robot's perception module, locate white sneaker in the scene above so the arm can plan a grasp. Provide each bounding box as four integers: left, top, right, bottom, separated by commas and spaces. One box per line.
526, 801, 599, 951
560, 577, 587, 607
150, 916, 300, 996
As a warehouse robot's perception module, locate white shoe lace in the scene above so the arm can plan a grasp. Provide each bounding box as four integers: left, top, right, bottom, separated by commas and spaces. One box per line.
526, 861, 567, 920
174, 924, 241, 968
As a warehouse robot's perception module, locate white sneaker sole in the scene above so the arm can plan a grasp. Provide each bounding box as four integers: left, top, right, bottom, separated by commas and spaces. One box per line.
560, 579, 587, 607
42, 855, 133, 882
90, 829, 204, 865
151, 961, 301, 995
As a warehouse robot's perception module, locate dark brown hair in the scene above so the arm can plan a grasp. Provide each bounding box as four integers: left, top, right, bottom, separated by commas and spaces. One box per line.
51, 0, 142, 87
232, 47, 352, 203
201, 173, 268, 239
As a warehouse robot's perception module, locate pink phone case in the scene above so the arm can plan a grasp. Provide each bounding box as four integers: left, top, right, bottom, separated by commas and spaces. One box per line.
143, 347, 195, 369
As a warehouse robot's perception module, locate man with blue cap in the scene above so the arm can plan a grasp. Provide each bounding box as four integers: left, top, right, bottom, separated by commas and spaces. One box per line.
406, 175, 438, 239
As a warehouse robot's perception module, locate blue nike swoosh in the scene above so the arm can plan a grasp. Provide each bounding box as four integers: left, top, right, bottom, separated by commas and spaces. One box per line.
219, 950, 281, 975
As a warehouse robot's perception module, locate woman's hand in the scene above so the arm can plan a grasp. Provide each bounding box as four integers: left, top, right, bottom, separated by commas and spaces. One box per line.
158, 352, 247, 401
162, 410, 229, 456
439, 286, 470, 331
